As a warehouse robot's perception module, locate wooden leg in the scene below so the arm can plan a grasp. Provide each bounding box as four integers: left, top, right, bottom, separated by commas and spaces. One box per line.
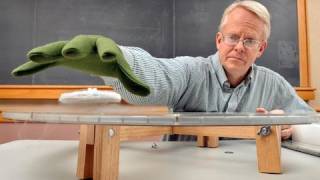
207, 136, 219, 148
197, 136, 206, 147
255, 125, 282, 174
197, 136, 219, 148
77, 125, 95, 179
93, 125, 120, 180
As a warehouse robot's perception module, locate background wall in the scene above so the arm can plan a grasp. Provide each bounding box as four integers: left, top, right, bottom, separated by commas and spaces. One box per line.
307, 0, 320, 107
0, 0, 303, 86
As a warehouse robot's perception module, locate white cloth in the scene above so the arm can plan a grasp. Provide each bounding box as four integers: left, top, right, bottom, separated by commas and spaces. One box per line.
59, 88, 121, 104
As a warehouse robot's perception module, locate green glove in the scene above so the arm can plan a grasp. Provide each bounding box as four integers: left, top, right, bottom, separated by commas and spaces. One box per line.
12, 35, 150, 96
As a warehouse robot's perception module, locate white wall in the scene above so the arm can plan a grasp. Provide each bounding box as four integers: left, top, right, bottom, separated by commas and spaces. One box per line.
307, 0, 320, 107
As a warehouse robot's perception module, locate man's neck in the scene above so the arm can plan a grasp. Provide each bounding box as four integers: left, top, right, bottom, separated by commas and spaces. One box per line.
226, 73, 245, 88
225, 68, 252, 88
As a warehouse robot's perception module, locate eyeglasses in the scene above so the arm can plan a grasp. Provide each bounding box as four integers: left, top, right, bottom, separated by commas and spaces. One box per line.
221, 33, 262, 49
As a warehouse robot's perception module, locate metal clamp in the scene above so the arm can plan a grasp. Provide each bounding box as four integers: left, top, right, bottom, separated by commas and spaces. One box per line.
257, 126, 271, 136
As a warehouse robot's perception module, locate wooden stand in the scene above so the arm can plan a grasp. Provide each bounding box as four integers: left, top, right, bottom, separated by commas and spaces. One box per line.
255, 126, 282, 173
77, 125, 282, 180
76, 125, 173, 179
77, 125, 95, 178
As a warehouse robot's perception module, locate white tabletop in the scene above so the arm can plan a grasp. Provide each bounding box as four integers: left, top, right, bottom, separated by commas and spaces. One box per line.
0, 140, 319, 180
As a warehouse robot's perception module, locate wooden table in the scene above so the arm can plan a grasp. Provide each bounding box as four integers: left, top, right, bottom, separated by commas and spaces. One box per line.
0, 100, 319, 180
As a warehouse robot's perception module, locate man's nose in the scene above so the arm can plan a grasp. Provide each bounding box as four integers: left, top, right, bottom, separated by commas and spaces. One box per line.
234, 40, 245, 52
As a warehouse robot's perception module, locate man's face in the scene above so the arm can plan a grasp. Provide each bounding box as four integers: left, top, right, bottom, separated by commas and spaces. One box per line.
216, 7, 267, 78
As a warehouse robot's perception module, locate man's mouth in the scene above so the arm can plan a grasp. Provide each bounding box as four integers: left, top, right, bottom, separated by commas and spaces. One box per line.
227, 56, 244, 62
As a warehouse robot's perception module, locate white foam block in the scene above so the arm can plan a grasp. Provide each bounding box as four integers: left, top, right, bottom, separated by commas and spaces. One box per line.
59, 88, 121, 104
292, 123, 320, 146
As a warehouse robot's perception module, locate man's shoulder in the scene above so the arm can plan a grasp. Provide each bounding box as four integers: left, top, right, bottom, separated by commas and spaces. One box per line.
253, 65, 285, 81
252, 65, 298, 100
252, 64, 293, 90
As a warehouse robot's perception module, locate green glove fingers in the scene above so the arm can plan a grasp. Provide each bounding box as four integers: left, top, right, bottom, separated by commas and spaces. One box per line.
27, 41, 67, 63
11, 61, 57, 76
62, 35, 96, 59
15, 40, 63, 75
96, 37, 118, 62
12, 35, 151, 96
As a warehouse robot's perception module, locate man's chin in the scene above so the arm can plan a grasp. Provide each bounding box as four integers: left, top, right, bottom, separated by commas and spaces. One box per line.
223, 64, 246, 74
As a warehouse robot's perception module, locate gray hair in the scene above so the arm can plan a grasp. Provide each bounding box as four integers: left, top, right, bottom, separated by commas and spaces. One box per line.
219, 0, 271, 40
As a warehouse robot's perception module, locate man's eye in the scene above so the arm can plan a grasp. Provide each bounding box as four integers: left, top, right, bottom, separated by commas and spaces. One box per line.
245, 39, 255, 44
229, 35, 239, 41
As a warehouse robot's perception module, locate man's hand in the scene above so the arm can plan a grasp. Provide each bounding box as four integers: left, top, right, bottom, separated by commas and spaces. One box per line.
280, 125, 293, 140
256, 108, 292, 140
12, 35, 150, 96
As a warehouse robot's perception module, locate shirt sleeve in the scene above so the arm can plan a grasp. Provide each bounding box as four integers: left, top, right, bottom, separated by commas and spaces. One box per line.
100, 46, 203, 108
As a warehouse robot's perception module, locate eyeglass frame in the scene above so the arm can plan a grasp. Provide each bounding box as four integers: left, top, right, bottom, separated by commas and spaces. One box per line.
219, 32, 263, 49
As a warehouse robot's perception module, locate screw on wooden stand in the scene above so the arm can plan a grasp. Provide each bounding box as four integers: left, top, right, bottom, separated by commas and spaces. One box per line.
151, 143, 158, 149
108, 128, 115, 137
257, 126, 271, 136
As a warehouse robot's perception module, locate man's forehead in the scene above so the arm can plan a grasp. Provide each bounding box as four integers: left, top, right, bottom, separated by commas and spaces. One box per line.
226, 7, 264, 27
222, 8, 265, 38
228, 7, 261, 21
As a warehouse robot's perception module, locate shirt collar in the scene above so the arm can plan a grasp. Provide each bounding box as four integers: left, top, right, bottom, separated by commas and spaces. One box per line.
244, 65, 254, 86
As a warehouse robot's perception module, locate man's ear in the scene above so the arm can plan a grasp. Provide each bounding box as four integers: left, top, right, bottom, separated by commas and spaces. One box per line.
256, 41, 267, 58
216, 32, 223, 50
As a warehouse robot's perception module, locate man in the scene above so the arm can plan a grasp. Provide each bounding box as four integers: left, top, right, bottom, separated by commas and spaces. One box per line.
101, 0, 314, 140
13, 0, 314, 140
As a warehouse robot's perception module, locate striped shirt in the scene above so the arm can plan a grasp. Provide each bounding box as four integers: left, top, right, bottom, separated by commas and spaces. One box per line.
102, 46, 313, 113
101, 46, 314, 141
